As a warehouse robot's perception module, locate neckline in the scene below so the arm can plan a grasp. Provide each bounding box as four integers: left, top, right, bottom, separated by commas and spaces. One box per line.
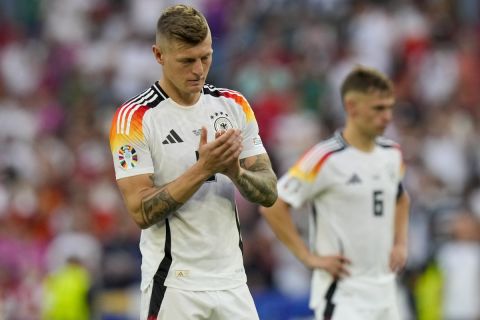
154, 81, 204, 109
335, 129, 378, 155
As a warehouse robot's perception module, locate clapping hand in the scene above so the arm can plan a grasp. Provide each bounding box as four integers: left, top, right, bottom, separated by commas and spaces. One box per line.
196, 127, 243, 178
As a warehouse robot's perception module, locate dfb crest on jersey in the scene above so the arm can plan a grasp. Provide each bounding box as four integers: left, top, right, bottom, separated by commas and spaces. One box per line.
210, 111, 233, 132
118, 145, 137, 169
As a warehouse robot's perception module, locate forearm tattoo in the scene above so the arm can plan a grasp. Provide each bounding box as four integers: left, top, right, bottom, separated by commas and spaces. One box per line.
140, 186, 182, 227
237, 155, 278, 207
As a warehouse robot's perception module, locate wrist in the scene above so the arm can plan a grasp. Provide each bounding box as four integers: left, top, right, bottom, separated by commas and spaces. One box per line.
191, 162, 215, 182
227, 166, 243, 182
297, 249, 312, 267
393, 242, 408, 251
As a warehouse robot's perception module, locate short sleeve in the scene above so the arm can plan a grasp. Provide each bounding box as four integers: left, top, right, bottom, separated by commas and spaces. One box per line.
277, 173, 313, 209
278, 143, 340, 208
241, 122, 266, 159
227, 92, 266, 158
109, 105, 154, 179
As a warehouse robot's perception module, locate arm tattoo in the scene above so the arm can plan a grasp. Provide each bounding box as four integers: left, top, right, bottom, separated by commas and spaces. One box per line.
140, 186, 183, 228
237, 154, 278, 207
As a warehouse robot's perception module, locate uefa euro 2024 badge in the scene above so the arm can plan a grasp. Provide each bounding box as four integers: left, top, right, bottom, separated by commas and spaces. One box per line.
118, 145, 137, 169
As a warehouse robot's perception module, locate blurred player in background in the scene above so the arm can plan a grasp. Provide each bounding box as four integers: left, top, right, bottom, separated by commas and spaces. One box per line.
109, 4, 277, 320
261, 66, 410, 320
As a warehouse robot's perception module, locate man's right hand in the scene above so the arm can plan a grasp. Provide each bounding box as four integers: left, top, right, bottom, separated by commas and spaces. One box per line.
302, 253, 351, 279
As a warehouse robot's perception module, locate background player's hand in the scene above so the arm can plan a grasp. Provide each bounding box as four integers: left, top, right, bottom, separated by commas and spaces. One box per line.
197, 127, 243, 177
389, 243, 407, 273
303, 253, 351, 279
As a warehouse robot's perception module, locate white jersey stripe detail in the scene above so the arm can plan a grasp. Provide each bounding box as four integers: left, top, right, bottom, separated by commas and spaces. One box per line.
121, 90, 155, 134
376, 136, 398, 148
300, 139, 343, 170
218, 88, 241, 95
116, 88, 151, 134
301, 142, 343, 171
125, 94, 158, 134
120, 90, 155, 134
117, 89, 151, 134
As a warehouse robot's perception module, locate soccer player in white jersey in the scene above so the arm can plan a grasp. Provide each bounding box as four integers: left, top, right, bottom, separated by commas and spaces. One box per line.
261, 66, 410, 320
109, 5, 277, 320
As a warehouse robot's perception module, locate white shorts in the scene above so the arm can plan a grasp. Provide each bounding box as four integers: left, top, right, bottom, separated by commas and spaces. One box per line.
313, 276, 400, 320
314, 301, 400, 320
140, 283, 259, 320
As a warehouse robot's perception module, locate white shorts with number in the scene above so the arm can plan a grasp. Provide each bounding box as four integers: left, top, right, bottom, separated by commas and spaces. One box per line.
140, 283, 259, 320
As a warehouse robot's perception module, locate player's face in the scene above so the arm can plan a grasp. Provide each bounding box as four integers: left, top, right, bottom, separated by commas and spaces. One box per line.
354, 92, 395, 138
154, 32, 213, 102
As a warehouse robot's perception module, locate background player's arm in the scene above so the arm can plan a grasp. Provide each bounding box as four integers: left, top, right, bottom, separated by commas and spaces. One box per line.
260, 198, 350, 278
390, 189, 410, 272
117, 128, 242, 229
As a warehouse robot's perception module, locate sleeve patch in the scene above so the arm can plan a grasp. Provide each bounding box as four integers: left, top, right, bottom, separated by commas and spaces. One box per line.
117, 145, 138, 169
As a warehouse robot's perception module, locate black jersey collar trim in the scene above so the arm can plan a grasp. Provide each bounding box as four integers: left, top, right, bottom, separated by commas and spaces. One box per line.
153, 81, 170, 100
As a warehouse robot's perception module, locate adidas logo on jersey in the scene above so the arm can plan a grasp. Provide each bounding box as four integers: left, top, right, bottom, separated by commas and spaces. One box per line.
347, 173, 362, 184
162, 130, 184, 144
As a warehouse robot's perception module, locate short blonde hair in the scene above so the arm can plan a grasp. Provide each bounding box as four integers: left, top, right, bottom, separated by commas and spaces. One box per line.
156, 4, 209, 45
341, 65, 394, 99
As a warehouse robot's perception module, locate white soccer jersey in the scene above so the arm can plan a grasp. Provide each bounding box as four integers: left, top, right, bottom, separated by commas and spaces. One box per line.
277, 131, 405, 310
110, 82, 266, 292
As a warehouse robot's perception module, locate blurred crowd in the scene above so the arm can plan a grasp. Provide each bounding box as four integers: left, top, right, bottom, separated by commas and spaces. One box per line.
0, 0, 479, 319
